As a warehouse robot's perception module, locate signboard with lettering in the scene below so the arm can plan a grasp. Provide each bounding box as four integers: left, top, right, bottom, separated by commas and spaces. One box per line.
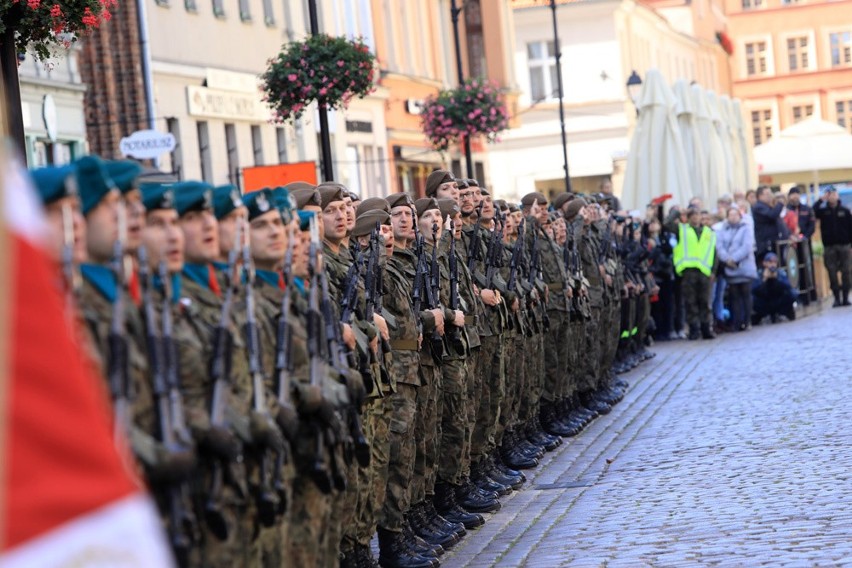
187, 85, 270, 122
242, 162, 318, 192
119, 129, 176, 159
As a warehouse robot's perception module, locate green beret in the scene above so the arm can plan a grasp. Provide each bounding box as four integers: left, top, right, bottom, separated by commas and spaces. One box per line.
414, 197, 439, 217
479, 187, 491, 197
212, 184, 244, 220
386, 192, 414, 209
243, 188, 277, 221
298, 210, 316, 231
318, 184, 345, 210
104, 160, 143, 194
356, 197, 390, 217
173, 181, 214, 217
520, 192, 547, 207
552, 192, 573, 211
292, 187, 321, 209
508, 203, 520, 213
437, 198, 459, 220
270, 186, 295, 224
75, 155, 117, 216
466, 178, 480, 188
140, 182, 176, 211
351, 209, 389, 238
30, 164, 77, 206
425, 169, 455, 197
493, 199, 508, 211
564, 197, 587, 221
284, 181, 316, 193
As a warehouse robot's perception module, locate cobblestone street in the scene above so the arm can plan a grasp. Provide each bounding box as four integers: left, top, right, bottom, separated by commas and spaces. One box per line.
443, 306, 852, 567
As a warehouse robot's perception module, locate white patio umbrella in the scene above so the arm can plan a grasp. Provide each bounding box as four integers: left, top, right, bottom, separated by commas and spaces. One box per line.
673, 79, 709, 204
720, 95, 747, 194
692, 86, 727, 204
707, 90, 735, 201
732, 99, 756, 190
622, 69, 690, 209
754, 117, 852, 191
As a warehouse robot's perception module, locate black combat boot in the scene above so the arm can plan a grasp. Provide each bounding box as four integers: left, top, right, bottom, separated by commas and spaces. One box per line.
843, 288, 851, 306
581, 390, 612, 415
377, 527, 438, 568
355, 543, 380, 568
541, 403, 578, 437
833, 290, 842, 307
409, 503, 459, 549
472, 462, 512, 496
688, 324, 701, 340
511, 428, 545, 460
492, 452, 526, 484
526, 421, 560, 452
455, 478, 501, 513
402, 517, 443, 558
485, 454, 525, 489
433, 481, 484, 529
700, 322, 716, 339
422, 498, 466, 539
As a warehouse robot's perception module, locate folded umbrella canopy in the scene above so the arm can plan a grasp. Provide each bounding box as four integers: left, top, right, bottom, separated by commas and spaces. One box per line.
622, 69, 690, 210
673, 79, 709, 205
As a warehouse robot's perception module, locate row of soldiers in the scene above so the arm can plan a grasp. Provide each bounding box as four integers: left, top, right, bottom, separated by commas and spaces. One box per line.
31, 157, 655, 568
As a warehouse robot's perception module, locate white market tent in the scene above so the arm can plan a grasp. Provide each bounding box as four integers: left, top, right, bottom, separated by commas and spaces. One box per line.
754, 117, 852, 186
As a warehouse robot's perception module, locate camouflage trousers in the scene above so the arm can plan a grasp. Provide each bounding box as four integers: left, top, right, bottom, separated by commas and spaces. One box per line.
355, 395, 392, 546
194, 463, 253, 568
254, 456, 295, 568
412, 363, 442, 505
380, 383, 418, 532
472, 335, 505, 462
461, 348, 481, 478
496, 330, 524, 446
599, 297, 621, 386
543, 310, 569, 402
581, 306, 603, 392
438, 357, 469, 485
518, 332, 543, 425
565, 317, 585, 400
285, 440, 336, 568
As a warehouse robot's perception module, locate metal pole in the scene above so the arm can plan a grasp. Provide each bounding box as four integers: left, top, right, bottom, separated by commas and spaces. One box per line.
1, 30, 26, 159
550, 0, 572, 193
450, 0, 474, 179
307, 0, 334, 181
136, 0, 159, 166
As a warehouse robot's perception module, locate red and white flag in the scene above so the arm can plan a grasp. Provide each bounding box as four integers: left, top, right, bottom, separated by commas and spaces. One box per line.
0, 146, 175, 567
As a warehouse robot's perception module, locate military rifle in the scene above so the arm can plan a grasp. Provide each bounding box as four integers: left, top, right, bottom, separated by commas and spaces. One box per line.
364, 223, 392, 387
446, 217, 465, 353
241, 228, 284, 527
466, 201, 485, 275
107, 202, 131, 445
422, 222, 444, 363
204, 221, 243, 540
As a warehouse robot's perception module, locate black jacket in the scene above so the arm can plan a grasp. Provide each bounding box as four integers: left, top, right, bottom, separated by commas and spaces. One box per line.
789, 203, 815, 239
814, 199, 852, 246
752, 201, 788, 254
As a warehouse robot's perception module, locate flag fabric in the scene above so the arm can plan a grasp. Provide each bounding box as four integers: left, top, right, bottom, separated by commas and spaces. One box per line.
0, 146, 175, 567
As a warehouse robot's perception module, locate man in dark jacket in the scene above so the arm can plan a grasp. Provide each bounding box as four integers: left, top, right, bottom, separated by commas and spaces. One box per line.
787, 187, 817, 304
752, 253, 798, 323
814, 186, 852, 306
752, 186, 789, 263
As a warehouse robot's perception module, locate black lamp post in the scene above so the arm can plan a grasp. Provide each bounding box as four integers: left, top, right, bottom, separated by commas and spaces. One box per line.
1, 30, 26, 158
307, 0, 334, 182
626, 70, 643, 115
450, 0, 475, 179
548, 0, 571, 194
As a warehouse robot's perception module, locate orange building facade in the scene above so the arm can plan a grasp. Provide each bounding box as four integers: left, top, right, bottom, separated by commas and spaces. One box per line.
725, 0, 852, 149
370, 0, 518, 197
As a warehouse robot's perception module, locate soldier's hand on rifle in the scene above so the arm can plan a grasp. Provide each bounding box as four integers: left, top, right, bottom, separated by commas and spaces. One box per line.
341, 322, 356, 350
452, 310, 465, 327
605, 274, 613, 287
369, 335, 379, 356
511, 298, 520, 312
146, 443, 196, 483
430, 309, 445, 335
276, 405, 299, 443
581, 285, 588, 298
494, 290, 503, 304
621, 284, 629, 298
418, 333, 423, 349
373, 314, 390, 342
250, 411, 286, 452
480, 289, 499, 306
200, 425, 242, 461
599, 264, 607, 278
566, 287, 574, 299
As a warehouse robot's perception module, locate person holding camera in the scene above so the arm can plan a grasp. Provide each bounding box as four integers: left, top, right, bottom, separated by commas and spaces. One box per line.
751, 253, 798, 324
716, 206, 757, 331
813, 186, 852, 307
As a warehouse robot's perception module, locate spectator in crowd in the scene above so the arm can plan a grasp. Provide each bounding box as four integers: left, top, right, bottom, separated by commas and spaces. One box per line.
646, 217, 676, 341
785, 186, 817, 305
746, 189, 758, 210
752, 252, 798, 324
752, 186, 789, 262
599, 177, 621, 212
716, 207, 757, 332
689, 197, 703, 210
814, 186, 852, 307
666, 207, 717, 340
715, 194, 733, 221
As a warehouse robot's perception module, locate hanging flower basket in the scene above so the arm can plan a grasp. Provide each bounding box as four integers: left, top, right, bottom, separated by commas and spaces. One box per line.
261, 34, 377, 124
0, 0, 116, 60
420, 79, 510, 152
716, 31, 734, 56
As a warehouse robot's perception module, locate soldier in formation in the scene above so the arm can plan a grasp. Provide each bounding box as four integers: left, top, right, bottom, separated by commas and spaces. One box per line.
30, 158, 654, 568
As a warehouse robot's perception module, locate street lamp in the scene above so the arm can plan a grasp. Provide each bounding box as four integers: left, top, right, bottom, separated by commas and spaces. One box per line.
450, 0, 474, 179
626, 70, 643, 115
548, 0, 571, 194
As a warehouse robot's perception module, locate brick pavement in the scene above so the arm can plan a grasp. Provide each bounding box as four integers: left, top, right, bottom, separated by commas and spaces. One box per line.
441, 306, 852, 567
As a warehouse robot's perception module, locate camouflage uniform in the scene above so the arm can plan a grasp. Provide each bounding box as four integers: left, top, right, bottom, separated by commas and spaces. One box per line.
580, 227, 605, 393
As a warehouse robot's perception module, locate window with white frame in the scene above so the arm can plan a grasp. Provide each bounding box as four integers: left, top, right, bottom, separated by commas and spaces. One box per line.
830, 32, 852, 67
787, 36, 809, 71
836, 100, 852, 132
527, 41, 558, 102
741, 0, 763, 9
745, 41, 768, 76
791, 104, 814, 122
751, 108, 773, 145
